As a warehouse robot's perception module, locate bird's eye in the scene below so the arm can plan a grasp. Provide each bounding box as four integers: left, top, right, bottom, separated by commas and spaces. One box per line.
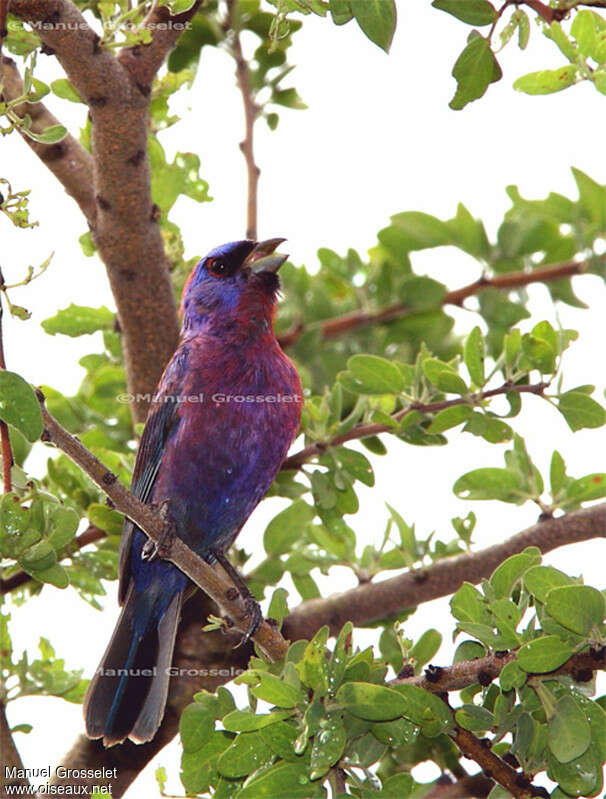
208, 259, 228, 278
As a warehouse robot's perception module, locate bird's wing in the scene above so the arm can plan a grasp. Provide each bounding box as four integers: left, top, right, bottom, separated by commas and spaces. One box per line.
117, 364, 184, 604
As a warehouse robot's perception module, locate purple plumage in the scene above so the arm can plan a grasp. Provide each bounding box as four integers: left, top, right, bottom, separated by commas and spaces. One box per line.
84, 239, 302, 746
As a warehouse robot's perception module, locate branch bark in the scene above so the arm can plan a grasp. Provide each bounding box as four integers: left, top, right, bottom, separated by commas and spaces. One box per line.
278, 258, 591, 348
0, 702, 30, 796
9, 0, 184, 422
0, 56, 96, 225
37, 392, 289, 662
282, 380, 548, 471
282, 501, 606, 640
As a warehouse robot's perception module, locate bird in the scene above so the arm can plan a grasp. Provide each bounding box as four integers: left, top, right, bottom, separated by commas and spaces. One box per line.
83, 238, 302, 747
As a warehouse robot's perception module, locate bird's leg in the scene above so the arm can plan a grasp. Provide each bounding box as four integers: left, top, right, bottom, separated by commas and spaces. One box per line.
141, 500, 175, 562
209, 549, 263, 646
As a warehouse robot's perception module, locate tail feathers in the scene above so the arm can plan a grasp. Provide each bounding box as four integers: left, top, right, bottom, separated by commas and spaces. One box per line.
83, 585, 183, 747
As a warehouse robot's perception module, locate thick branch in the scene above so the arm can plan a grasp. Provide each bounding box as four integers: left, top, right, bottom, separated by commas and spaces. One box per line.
118, 1, 203, 89
227, 0, 260, 239
0, 703, 30, 796
0, 57, 96, 225
278, 258, 589, 348
11, 0, 181, 421
282, 380, 547, 471
37, 394, 288, 662
0, 279, 13, 493
282, 501, 606, 640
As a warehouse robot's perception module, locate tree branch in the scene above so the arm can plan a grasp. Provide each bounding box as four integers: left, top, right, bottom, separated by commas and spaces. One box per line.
277, 258, 590, 348
118, 1, 203, 90
282, 380, 548, 471
393, 646, 606, 693
0, 702, 30, 796
282, 500, 606, 640
450, 723, 544, 799
37, 392, 289, 662
0, 56, 96, 225
226, 0, 261, 240
10, 0, 182, 422
0, 274, 13, 493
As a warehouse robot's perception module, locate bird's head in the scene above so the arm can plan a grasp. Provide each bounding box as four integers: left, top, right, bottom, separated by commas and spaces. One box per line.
180, 238, 288, 334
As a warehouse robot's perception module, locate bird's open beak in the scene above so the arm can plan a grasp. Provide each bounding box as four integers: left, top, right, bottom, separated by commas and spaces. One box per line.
244, 238, 288, 274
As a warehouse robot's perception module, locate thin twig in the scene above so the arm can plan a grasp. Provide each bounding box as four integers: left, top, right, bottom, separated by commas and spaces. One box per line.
227, 0, 261, 239
278, 258, 589, 348
36, 392, 289, 662
392, 646, 606, 693
0, 269, 13, 493
282, 380, 548, 471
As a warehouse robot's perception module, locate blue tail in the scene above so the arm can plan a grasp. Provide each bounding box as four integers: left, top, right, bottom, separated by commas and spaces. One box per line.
83, 577, 184, 747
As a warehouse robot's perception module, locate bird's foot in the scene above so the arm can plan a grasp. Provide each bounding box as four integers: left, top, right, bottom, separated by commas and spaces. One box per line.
209, 549, 264, 647
141, 500, 174, 562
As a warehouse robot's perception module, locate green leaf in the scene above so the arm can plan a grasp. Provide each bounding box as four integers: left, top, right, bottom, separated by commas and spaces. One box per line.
450, 35, 502, 110
567, 473, 606, 503
517, 636, 575, 673
350, 0, 397, 52
427, 404, 473, 433
42, 305, 114, 337
514, 66, 578, 95
309, 714, 347, 778
453, 467, 522, 502
571, 10, 606, 60
548, 696, 591, 763
0, 372, 43, 441
50, 78, 83, 103
490, 550, 541, 598
545, 585, 605, 635
336, 682, 408, 721
180, 702, 214, 753
263, 500, 314, 556
222, 709, 293, 732
393, 684, 454, 737
47, 507, 79, 550
346, 354, 405, 394
410, 629, 442, 668
389, 211, 453, 250
558, 391, 606, 431
330, 0, 354, 25
524, 565, 574, 603
432, 0, 496, 25
267, 587, 289, 626
455, 704, 495, 732
236, 760, 316, 799
464, 326, 485, 386
572, 166, 606, 227
217, 731, 272, 778
180, 731, 233, 794
251, 674, 300, 708
25, 124, 68, 144
422, 358, 468, 394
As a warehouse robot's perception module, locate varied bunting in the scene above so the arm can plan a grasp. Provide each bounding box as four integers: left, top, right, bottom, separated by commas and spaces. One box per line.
83, 239, 302, 746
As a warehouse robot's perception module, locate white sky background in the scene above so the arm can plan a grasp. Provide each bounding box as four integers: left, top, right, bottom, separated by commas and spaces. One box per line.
2, 3, 606, 796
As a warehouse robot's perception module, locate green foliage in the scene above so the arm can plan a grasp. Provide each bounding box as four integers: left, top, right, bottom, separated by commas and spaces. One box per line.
178, 553, 605, 797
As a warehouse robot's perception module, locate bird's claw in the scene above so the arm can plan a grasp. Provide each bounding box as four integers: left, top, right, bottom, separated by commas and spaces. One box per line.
141, 501, 174, 562
235, 596, 263, 648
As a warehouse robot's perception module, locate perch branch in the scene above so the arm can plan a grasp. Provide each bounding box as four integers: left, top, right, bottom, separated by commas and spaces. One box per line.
0, 703, 30, 796
36, 392, 289, 662
278, 258, 590, 348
